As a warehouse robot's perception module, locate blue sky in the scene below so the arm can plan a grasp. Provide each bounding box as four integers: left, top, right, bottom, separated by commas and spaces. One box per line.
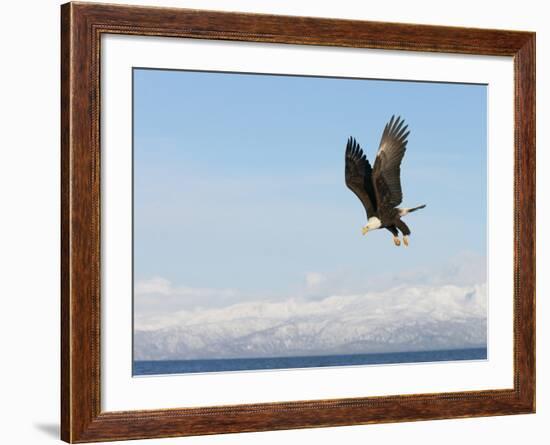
133, 68, 487, 304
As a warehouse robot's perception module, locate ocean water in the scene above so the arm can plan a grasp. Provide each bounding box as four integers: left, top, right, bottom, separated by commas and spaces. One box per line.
133, 347, 487, 376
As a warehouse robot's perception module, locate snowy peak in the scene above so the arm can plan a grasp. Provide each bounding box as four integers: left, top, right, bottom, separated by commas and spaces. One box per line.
134, 283, 487, 360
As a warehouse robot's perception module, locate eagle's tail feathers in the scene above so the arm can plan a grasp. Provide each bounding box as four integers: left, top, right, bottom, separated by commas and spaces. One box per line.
398, 204, 426, 216
409, 204, 426, 213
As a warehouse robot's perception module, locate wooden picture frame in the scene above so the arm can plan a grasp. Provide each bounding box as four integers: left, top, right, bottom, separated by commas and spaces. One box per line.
61, 2, 535, 442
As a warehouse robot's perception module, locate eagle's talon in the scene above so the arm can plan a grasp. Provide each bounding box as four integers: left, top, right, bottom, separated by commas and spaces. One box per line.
393, 236, 401, 246
403, 236, 409, 247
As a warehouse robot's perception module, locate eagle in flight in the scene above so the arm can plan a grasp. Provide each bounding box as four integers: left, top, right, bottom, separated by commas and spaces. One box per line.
345, 115, 426, 247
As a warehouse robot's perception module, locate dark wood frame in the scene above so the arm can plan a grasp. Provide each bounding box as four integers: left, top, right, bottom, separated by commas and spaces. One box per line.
61, 1, 536, 442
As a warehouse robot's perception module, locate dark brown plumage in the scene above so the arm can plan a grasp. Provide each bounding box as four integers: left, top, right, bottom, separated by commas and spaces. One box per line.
345, 116, 426, 246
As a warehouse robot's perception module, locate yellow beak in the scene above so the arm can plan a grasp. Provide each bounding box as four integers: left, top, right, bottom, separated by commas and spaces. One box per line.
362, 226, 369, 236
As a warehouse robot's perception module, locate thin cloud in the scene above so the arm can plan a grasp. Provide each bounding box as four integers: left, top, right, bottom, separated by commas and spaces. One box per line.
134, 277, 243, 315
136, 277, 238, 299
305, 272, 326, 290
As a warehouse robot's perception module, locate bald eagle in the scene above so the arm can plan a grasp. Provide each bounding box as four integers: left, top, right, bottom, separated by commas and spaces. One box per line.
345, 115, 426, 247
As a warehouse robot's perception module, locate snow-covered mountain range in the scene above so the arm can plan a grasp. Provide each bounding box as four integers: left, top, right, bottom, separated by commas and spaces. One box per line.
134, 283, 487, 360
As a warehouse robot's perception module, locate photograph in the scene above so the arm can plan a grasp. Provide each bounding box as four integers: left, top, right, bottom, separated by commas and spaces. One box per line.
132, 68, 488, 376
0, 0, 542, 441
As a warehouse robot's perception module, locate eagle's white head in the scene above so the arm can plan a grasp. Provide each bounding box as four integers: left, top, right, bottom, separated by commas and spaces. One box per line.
362, 217, 382, 235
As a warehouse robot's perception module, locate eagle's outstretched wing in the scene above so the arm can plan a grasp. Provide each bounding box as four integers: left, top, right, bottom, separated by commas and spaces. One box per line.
345, 137, 377, 218
373, 115, 409, 209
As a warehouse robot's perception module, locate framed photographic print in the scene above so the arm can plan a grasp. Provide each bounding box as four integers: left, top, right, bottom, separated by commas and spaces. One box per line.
61, 2, 535, 443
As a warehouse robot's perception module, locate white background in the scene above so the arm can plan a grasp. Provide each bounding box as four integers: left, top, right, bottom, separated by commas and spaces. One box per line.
102, 35, 514, 411
0, 0, 546, 444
